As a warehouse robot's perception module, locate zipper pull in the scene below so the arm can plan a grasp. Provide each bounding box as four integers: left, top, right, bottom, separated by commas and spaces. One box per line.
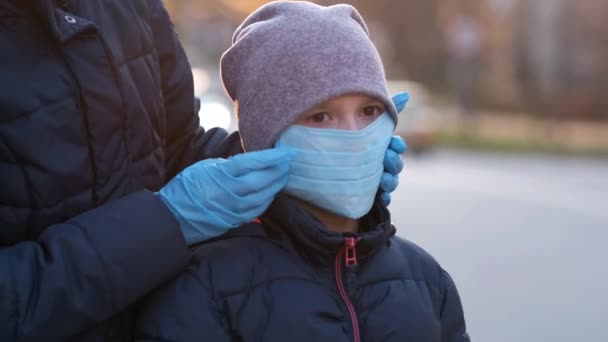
344, 237, 359, 267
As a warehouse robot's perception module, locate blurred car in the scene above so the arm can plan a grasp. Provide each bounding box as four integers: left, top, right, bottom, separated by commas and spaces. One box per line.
387, 80, 437, 154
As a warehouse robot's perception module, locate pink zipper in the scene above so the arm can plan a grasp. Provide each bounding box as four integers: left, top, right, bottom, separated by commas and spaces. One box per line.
335, 237, 361, 342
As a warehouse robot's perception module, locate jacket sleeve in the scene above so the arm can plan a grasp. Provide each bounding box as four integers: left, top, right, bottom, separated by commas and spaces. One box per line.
134, 265, 232, 342
148, 0, 243, 182
0, 190, 191, 341
439, 269, 470, 342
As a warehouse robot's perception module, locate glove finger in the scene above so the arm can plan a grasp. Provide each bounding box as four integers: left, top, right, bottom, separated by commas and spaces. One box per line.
391, 92, 409, 114
383, 149, 404, 175
208, 162, 289, 212
228, 194, 278, 224
213, 174, 289, 225
222, 147, 295, 177
389, 135, 408, 154
379, 192, 391, 207
222, 161, 290, 197
379, 172, 399, 193
231, 168, 290, 212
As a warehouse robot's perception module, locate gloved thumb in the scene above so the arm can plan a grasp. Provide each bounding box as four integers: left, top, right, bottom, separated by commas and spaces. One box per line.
389, 135, 407, 154
391, 92, 409, 114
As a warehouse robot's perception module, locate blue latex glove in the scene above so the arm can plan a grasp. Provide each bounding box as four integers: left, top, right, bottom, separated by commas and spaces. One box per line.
158, 147, 295, 245
380, 92, 409, 206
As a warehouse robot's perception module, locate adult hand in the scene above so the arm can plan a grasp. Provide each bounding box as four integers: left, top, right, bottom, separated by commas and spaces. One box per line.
380, 92, 409, 206
157, 148, 295, 245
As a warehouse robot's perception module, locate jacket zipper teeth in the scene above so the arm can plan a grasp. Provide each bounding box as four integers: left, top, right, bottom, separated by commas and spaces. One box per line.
335, 237, 360, 342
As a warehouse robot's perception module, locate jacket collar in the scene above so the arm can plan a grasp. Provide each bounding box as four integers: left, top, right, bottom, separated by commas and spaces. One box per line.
29, 0, 95, 44
260, 193, 396, 266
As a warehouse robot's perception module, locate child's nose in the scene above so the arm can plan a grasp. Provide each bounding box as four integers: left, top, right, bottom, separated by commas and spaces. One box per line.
338, 115, 365, 131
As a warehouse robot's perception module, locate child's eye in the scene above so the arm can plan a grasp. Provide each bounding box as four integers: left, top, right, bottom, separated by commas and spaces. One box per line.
362, 105, 384, 117
309, 112, 330, 123
294, 111, 334, 128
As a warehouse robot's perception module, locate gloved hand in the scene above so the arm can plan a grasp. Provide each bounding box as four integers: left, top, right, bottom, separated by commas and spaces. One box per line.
158, 148, 295, 245
379, 92, 409, 206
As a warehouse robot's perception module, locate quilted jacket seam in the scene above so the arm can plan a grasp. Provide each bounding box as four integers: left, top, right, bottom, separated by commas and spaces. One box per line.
0, 96, 73, 124
115, 48, 154, 67
358, 277, 441, 294
0, 186, 92, 210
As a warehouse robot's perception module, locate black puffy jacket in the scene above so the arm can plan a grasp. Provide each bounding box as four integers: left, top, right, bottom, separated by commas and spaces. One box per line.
0, 1, 239, 340
135, 195, 470, 342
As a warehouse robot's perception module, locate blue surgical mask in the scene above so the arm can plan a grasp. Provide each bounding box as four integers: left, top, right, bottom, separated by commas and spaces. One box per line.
275, 113, 395, 219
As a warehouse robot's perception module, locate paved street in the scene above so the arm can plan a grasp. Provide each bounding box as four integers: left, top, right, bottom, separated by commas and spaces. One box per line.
390, 148, 608, 342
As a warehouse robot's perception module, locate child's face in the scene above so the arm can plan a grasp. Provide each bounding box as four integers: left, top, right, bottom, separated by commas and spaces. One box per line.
275, 92, 395, 224
293, 94, 386, 131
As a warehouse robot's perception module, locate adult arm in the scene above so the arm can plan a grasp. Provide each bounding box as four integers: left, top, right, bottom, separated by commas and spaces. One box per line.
147, 0, 294, 245
148, 0, 241, 182
0, 190, 190, 341
439, 270, 471, 342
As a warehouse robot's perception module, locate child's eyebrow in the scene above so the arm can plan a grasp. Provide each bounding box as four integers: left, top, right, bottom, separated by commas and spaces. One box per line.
365, 100, 385, 106
307, 105, 329, 113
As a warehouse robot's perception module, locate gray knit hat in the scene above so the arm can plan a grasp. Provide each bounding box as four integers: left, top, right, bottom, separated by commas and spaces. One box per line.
220, 1, 397, 151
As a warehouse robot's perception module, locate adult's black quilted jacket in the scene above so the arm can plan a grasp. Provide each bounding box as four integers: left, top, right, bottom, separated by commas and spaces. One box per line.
0, 0, 238, 340
135, 195, 470, 342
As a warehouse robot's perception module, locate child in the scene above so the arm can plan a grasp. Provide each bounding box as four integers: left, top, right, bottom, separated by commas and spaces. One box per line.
135, 2, 469, 341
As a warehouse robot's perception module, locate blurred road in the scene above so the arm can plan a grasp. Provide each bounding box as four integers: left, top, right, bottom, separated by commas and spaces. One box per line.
390, 148, 608, 342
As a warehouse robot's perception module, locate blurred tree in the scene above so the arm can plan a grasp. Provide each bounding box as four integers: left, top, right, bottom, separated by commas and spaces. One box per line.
340, 0, 447, 86
559, 0, 608, 120
163, 0, 608, 120
515, 0, 608, 120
